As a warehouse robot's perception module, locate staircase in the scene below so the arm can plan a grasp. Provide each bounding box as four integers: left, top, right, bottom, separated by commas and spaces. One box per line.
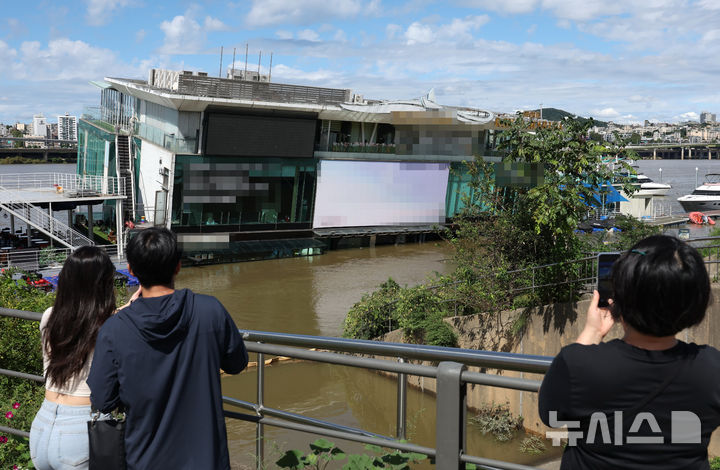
0, 186, 93, 249
116, 135, 135, 220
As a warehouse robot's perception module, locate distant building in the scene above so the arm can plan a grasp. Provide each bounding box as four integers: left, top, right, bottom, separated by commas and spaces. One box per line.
14, 122, 26, 133
32, 114, 47, 138
58, 113, 78, 141
700, 111, 717, 124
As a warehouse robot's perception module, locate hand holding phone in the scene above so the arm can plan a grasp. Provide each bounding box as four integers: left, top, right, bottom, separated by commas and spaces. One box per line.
597, 252, 621, 308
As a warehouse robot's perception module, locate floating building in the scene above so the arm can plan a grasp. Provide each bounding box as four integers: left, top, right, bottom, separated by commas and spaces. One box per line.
77, 69, 501, 260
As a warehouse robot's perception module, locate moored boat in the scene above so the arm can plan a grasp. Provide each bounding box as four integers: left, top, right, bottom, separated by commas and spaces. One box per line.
678, 174, 720, 212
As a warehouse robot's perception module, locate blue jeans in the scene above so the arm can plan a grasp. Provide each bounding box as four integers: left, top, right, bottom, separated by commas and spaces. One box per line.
29, 399, 91, 470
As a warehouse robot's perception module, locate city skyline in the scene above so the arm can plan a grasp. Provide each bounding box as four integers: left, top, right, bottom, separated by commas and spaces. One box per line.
0, 0, 718, 125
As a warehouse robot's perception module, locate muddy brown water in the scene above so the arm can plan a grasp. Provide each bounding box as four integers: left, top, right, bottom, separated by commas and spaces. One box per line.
176, 243, 561, 468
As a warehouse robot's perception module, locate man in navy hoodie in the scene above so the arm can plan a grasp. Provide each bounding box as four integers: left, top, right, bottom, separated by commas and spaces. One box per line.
88, 227, 248, 469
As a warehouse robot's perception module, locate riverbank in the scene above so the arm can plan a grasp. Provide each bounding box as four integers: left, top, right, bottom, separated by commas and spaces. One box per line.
0, 156, 75, 164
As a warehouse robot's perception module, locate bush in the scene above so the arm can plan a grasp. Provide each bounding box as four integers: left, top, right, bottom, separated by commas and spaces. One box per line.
343, 279, 401, 340
470, 402, 524, 442
519, 435, 546, 455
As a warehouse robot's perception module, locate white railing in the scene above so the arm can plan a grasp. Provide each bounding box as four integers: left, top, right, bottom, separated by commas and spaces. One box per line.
0, 173, 125, 198
0, 186, 94, 249
0, 245, 120, 270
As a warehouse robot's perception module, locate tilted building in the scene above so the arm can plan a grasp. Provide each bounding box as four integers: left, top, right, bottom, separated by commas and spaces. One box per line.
77, 69, 501, 259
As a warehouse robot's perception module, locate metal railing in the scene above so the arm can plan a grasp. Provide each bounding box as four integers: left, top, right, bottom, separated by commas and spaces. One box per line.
0, 173, 125, 198
134, 122, 198, 154
0, 245, 120, 270
0, 186, 94, 249
0, 307, 552, 470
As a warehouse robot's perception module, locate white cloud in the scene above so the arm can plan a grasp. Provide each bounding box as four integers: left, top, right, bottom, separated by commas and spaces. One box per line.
460, 0, 538, 15
526, 24, 537, 34
246, 0, 378, 27
276, 30, 294, 40
159, 8, 227, 54
334, 30, 348, 42
386, 24, 402, 39
443, 15, 490, 42
593, 108, 621, 118
297, 29, 320, 41
85, 0, 133, 26
405, 22, 435, 45
204, 16, 229, 32
677, 111, 700, 121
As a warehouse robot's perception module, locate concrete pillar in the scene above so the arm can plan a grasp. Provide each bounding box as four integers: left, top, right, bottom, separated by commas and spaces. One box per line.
67, 209, 72, 228
43, 151, 48, 162
710, 149, 713, 160
87, 204, 93, 242
653, 148, 656, 160
10, 214, 14, 235
681, 147, 684, 160
689, 147, 692, 159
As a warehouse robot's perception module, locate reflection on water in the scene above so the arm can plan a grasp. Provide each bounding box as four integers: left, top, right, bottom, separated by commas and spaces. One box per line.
177, 244, 560, 468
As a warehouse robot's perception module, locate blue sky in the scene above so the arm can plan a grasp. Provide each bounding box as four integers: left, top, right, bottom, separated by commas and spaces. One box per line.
1, 0, 719, 125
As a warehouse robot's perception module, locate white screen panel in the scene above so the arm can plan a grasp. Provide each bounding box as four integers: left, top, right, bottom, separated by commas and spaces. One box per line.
313, 160, 449, 228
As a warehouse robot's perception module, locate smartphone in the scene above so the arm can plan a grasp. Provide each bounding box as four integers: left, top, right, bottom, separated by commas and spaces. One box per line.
597, 253, 621, 308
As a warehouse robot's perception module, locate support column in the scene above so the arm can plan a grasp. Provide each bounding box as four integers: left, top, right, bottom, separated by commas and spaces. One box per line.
87, 204, 93, 242
681, 147, 684, 160
10, 214, 14, 235
48, 203, 53, 248
689, 148, 692, 159
67, 209, 72, 228
710, 149, 713, 160
436, 362, 467, 470
653, 148, 656, 160
116, 200, 124, 258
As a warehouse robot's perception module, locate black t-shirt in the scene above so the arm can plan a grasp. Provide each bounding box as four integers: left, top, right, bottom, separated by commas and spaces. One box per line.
539, 339, 720, 470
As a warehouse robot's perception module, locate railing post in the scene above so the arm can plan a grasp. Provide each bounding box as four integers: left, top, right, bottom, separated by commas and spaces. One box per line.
256, 351, 265, 470
436, 361, 466, 470
396, 357, 407, 440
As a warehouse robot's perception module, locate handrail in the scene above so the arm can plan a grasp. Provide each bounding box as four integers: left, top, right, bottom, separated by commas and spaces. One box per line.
0, 307, 552, 469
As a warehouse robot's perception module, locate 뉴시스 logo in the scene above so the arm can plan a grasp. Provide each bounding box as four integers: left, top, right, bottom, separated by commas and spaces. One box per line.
546, 411, 701, 446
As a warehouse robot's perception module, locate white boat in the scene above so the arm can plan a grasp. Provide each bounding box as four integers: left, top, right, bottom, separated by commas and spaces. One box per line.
634, 172, 671, 196
678, 174, 720, 212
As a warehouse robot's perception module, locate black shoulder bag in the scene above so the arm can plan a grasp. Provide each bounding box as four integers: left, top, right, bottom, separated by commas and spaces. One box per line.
87, 407, 127, 470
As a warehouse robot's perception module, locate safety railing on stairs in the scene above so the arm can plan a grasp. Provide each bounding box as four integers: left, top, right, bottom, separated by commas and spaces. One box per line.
0, 186, 93, 248
0, 307, 553, 470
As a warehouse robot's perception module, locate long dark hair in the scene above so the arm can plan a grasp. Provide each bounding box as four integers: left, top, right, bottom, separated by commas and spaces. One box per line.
44, 246, 116, 388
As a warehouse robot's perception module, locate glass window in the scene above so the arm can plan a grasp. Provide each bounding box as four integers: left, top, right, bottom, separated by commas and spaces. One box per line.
171, 156, 316, 230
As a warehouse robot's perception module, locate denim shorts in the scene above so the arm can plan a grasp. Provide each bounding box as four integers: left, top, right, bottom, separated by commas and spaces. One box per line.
29, 399, 92, 470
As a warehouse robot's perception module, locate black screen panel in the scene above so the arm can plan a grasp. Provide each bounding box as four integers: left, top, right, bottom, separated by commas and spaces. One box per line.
204, 112, 317, 157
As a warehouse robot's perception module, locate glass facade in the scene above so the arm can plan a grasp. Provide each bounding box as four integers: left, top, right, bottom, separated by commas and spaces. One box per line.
445, 162, 476, 217
77, 119, 116, 178
171, 155, 316, 230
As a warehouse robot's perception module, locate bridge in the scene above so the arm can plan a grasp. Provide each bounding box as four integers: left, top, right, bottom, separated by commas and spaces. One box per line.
627, 142, 720, 160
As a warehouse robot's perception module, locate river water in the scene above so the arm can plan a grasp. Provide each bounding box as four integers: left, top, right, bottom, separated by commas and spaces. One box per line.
175, 244, 561, 468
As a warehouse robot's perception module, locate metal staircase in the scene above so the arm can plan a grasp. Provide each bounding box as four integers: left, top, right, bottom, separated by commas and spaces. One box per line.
116, 135, 135, 220
0, 186, 94, 249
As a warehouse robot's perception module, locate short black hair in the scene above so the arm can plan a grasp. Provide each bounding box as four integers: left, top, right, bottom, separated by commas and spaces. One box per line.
611, 235, 711, 337
126, 227, 182, 287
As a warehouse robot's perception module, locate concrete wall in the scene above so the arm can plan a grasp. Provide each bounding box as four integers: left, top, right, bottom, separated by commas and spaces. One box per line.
384, 284, 720, 455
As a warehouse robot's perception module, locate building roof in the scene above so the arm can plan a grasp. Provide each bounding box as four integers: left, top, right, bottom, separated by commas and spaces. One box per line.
104, 72, 496, 127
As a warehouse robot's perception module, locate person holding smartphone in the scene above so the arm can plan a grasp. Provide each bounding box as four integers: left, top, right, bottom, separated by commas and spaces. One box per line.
539, 235, 720, 469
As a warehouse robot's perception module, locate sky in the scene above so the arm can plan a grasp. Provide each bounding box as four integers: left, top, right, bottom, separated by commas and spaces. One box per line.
0, 0, 719, 125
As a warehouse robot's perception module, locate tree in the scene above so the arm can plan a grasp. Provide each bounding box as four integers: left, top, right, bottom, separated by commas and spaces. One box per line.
630, 132, 641, 144
9, 128, 23, 148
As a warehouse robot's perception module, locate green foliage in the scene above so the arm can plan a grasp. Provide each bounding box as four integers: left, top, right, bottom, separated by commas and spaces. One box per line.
276, 439, 427, 470
710, 456, 720, 469
470, 403, 524, 442
519, 435, 547, 455
0, 268, 50, 469
584, 214, 661, 252
38, 248, 67, 267
342, 279, 457, 347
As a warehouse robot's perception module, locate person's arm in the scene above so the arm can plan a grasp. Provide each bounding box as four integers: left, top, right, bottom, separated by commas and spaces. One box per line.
219, 309, 248, 375
576, 290, 615, 345
87, 328, 121, 412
